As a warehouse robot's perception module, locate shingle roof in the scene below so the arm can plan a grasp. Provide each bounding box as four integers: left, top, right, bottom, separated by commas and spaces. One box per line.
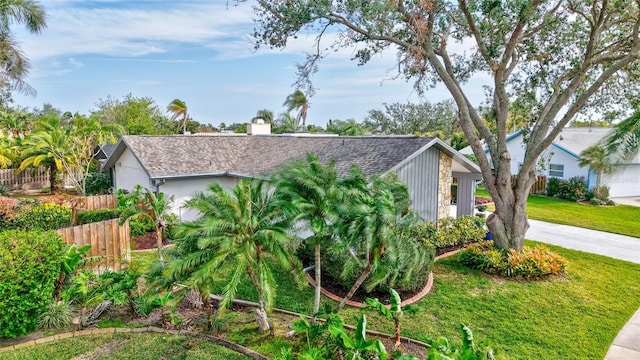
106, 134, 471, 179
553, 128, 611, 156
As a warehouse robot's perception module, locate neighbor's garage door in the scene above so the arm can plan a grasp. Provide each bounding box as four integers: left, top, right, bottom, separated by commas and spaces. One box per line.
607, 164, 640, 197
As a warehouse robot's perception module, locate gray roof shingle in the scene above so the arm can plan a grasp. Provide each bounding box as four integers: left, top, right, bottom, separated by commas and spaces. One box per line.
554, 128, 611, 156
114, 135, 442, 179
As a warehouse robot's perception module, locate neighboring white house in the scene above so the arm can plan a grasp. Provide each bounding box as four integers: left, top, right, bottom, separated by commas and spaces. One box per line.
102, 132, 482, 222
460, 127, 640, 197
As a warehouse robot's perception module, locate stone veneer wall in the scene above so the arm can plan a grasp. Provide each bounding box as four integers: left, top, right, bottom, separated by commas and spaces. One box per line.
438, 152, 453, 220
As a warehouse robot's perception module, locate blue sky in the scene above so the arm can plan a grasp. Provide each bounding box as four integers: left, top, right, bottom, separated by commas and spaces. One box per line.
12, 0, 488, 128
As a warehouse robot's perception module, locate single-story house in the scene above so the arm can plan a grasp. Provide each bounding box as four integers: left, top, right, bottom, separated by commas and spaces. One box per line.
460, 127, 640, 197
93, 144, 116, 161
102, 129, 482, 222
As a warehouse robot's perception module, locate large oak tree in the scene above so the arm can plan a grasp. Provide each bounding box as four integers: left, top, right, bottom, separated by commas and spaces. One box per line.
251, 0, 640, 251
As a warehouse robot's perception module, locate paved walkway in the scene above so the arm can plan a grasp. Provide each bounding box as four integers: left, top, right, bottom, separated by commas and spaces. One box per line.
525, 220, 640, 360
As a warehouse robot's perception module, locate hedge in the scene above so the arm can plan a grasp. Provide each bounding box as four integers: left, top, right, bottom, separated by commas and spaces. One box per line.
0, 230, 65, 339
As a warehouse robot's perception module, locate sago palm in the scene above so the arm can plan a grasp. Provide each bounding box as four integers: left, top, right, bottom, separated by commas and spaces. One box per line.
272, 153, 339, 317
165, 180, 301, 332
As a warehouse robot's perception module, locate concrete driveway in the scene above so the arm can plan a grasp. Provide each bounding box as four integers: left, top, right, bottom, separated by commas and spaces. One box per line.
610, 196, 640, 207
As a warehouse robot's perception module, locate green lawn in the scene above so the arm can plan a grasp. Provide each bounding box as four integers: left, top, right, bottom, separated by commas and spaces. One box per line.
2, 333, 251, 360
13, 244, 640, 359
526, 195, 640, 238
142, 242, 640, 359
399, 242, 640, 359
475, 189, 640, 238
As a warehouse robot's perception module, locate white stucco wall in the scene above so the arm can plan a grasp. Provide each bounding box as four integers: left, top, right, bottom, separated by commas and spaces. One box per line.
488, 135, 588, 180
158, 176, 238, 222
544, 146, 589, 180
113, 148, 151, 191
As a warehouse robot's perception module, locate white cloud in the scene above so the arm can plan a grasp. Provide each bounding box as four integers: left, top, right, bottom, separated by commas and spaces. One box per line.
17, 1, 255, 60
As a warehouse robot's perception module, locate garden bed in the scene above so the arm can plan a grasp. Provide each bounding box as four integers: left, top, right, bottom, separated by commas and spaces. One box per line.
131, 232, 170, 250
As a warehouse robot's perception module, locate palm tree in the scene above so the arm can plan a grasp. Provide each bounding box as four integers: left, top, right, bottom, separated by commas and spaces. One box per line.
0, 134, 13, 168
272, 153, 339, 317
283, 90, 309, 130
579, 145, 614, 187
119, 188, 174, 264
0, 110, 31, 137
273, 113, 298, 134
253, 109, 274, 124
165, 180, 300, 332
0, 0, 46, 95
167, 99, 188, 134
334, 170, 411, 310
17, 117, 75, 192
603, 110, 640, 163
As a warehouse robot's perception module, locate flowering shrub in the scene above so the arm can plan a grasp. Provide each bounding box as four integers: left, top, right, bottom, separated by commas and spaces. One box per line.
12, 203, 72, 231
0, 197, 18, 216
459, 240, 566, 279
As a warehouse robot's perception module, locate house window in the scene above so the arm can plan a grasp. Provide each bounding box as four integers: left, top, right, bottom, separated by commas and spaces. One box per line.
549, 164, 564, 178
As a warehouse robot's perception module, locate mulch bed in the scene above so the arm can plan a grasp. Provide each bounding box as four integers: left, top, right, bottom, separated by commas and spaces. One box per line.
316, 269, 426, 304
131, 232, 170, 250
310, 243, 467, 304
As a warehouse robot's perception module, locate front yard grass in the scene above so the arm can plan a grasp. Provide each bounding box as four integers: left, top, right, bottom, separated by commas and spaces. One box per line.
2, 333, 251, 360
401, 242, 640, 359
9, 243, 640, 359
526, 195, 640, 238
474, 188, 640, 238
166, 242, 640, 359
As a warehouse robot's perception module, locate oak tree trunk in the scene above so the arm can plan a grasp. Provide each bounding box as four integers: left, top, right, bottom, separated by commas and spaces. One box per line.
485, 181, 530, 251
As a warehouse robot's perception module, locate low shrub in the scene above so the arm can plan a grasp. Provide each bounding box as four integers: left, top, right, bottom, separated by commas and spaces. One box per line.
78, 208, 122, 225
38, 301, 73, 330
459, 240, 566, 278
129, 217, 155, 237
0, 230, 65, 339
85, 172, 112, 195
413, 216, 486, 250
587, 185, 610, 201
546, 176, 587, 201
12, 203, 72, 230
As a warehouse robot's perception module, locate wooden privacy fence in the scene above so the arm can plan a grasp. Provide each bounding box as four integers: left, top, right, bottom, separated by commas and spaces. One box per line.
0, 166, 49, 191
56, 218, 131, 271
511, 175, 547, 195
76, 194, 117, 210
